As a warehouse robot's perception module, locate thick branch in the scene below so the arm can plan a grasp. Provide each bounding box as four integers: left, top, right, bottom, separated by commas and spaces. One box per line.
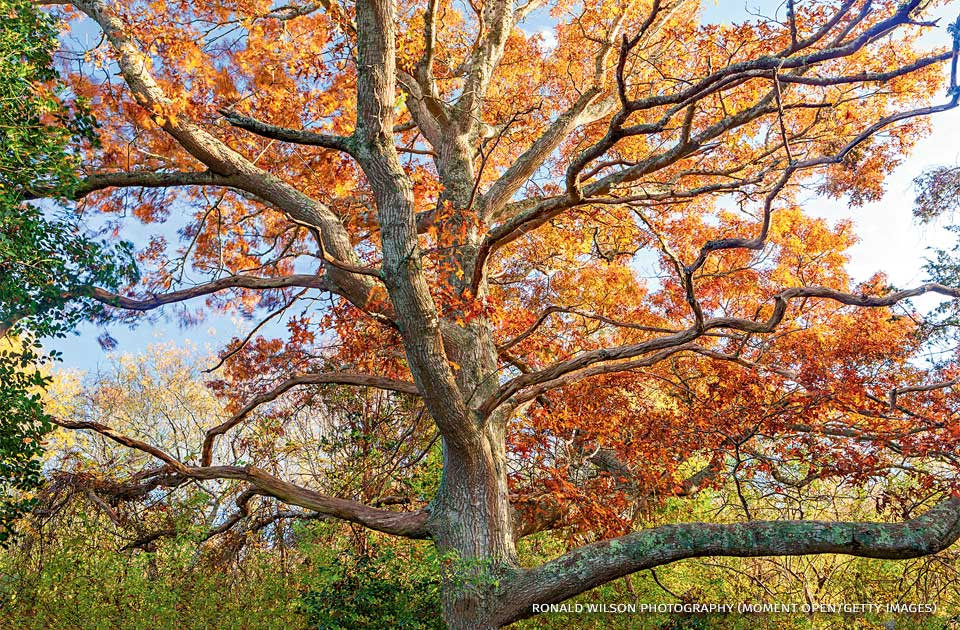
454, 0, 514, 134
355, 0, 474, 449
496, 496, 960, 625
54, 418, 430, 538
481, 90, 609, 222
23, 170, 234, 200
481, 0, 699, 223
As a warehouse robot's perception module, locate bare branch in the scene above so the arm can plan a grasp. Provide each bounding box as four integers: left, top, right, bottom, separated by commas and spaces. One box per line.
53, 418, 186, 469
119, 488, 326, 550
497, 305, 676, 353
91, 274, 336, 311
54, 418, 430, 538
219, 109, 355, 154
23, 170, 234, 200
889, 379, 958, 411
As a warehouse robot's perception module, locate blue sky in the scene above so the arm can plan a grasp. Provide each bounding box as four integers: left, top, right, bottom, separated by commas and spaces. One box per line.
45, 0, 960, 372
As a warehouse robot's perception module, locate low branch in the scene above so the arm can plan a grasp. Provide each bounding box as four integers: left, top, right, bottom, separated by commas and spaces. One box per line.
53, 419, 186, 469
54, 418, 430, 538
119, 488, 326, 550
496, 496, 960, 625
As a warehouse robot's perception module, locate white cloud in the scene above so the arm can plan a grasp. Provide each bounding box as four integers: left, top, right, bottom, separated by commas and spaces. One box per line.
807, 108, 960, 311
520, 26, 558, 50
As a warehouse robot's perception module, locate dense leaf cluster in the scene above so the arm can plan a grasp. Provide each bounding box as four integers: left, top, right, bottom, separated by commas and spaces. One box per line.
300, 546, 442, 629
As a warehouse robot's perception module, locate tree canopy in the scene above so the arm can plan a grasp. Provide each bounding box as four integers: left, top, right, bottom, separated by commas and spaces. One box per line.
19, 0, 960, 626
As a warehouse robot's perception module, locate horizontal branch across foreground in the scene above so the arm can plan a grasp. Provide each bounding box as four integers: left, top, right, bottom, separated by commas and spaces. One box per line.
53, 415, 960, 620
52, 382, 960, 622
495, 496, 960, 625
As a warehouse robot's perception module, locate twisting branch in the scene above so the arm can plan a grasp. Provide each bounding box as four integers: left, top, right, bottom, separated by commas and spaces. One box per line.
481, 283, 960, 416
119, 488, 326, 551
53, 418, 187, 469
478, 0, 688, 222
685, 99, 960, 280
53, 417, 430, 538
494, 496, 960, 626
497, 305, 676, 353
473, 82, 960, 350
473, 0, 957, 288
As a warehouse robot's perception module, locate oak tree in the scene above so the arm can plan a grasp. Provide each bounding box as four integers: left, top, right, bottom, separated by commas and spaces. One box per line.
27, 0, 960, 626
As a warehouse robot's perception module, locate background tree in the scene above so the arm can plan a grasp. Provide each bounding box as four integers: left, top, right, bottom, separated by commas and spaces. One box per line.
0, 345, 442, 629
26, 0, 960, 626
0, 0, 134, 544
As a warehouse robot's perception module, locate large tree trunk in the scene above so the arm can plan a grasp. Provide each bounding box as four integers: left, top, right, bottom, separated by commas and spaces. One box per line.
429, 425, 517, 629
426, 306, 516, 628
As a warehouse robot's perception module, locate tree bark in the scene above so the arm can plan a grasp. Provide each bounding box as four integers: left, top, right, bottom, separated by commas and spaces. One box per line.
428, 425, 518, 629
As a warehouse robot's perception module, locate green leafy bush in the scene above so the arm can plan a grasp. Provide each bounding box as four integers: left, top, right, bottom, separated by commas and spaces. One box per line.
297, 530, 442, 630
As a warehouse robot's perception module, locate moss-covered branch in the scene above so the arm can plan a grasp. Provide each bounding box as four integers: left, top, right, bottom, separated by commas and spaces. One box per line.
495, 497, 960, 626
